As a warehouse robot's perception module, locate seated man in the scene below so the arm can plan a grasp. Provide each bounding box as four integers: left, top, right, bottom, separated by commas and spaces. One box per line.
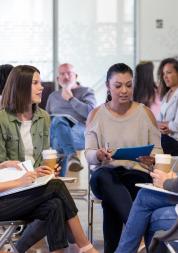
46, 63, 96, 176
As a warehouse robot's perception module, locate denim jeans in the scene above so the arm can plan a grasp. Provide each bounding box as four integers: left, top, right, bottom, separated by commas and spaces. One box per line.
115, 189, 178, 253
50, 116, 85, 176
145, 206, 177, 246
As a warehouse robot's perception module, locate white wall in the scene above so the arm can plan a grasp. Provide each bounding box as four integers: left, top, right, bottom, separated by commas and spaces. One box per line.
136, 0, 178, 64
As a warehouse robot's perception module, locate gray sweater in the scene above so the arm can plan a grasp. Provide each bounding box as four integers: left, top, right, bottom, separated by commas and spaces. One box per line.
46, 85, 96, 124
164, 178, 178, 192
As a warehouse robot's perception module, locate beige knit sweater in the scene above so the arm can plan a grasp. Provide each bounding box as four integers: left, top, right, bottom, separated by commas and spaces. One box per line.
85, 103, 162, 171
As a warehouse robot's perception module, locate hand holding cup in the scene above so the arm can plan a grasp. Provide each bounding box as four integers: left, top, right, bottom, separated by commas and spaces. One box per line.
155, 154, 172, 173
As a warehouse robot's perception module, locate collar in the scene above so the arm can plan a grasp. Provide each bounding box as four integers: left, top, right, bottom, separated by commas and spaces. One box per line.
7, 107, 44, 123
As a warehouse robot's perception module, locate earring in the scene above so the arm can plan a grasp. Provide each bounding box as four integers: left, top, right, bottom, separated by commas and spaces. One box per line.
106, 90, 112, 102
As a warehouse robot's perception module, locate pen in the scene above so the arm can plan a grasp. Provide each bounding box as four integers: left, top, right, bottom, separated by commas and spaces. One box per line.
105, 142, 109, 152
21, 162, 29, 172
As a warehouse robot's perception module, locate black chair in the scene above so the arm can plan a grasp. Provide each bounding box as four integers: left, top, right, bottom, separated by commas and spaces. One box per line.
149, 218, 178, 253
39, 82, 55, 110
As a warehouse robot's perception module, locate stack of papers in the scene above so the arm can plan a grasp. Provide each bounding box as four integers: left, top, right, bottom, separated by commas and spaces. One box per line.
136, 183, 178, 196
0, 160, 53, 197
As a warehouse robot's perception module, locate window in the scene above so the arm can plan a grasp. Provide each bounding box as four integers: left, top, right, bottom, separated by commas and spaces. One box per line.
0, 0, 53, 80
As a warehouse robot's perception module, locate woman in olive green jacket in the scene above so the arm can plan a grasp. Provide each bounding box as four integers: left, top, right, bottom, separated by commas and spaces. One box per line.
0, 65, 98, 253
0, 65, 50, 169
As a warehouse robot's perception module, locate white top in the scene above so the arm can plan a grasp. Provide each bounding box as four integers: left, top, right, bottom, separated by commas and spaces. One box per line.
20, 121, 35, 165
157, 88, 178, 140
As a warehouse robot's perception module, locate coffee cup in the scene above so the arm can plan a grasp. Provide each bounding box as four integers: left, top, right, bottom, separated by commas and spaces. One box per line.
155, 154, 172, 173
42, 149, 58, 170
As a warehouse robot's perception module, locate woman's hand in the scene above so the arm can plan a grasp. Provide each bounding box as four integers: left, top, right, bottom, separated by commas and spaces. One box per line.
36, 165, 53, 177
17, 171, 37, 187
0, 160, 21, 170
150, 169, 176, 188
158, 121, 171, 134
54, 163, 61, 177
137, 156, 155, 171
96, 148, 112, 162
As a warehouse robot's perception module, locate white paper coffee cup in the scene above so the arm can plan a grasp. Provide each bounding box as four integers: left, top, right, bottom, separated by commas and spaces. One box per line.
155, 154, 172, 173
42, 149, 57, 170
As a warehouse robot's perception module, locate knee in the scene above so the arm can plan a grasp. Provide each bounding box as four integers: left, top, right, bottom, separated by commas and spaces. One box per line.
48, 198, 63, 213
49, 178, 65, 188
151, 206, 177, 225
48, 179, 67, 193
135, 189, 150, 206
91, 168, 111, 186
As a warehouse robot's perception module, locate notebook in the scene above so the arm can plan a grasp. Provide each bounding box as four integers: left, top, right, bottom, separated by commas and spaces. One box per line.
0, 160, 34, 183
136, 183, 178, 196
50, 113, 78, 124
111, 144, 154, 161
0, 174, 54, 197
0, 160, 54, 197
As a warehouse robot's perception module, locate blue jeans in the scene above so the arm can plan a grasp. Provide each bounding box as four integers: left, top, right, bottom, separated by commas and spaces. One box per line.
115, 189, 178, 253
50, 116, 85, 176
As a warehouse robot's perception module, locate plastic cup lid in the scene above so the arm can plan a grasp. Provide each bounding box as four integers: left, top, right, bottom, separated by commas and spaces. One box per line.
155, 154, 172, 164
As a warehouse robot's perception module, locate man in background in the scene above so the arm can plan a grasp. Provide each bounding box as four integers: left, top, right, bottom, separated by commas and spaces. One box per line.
46, 63, 96, 176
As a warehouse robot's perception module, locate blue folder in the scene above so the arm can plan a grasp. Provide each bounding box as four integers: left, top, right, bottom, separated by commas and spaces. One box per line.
111, 144, 154, 161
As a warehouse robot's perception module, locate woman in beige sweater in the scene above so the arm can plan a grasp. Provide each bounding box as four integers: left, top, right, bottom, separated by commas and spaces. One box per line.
85, 63, 162, 253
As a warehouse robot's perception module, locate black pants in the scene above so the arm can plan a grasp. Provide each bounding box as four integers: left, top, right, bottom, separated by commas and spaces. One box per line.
16, 219, 76, 253
161, 134, 178, 156
0, 179, 78, 251
90, 166, 152, 253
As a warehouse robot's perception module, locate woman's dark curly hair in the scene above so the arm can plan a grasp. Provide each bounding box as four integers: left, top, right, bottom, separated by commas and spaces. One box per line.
158, 58, 178, 99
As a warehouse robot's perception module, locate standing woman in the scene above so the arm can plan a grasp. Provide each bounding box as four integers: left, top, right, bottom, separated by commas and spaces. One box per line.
157, 58, 178, 155
85, 63, 162, 253
133, 61, 161, 118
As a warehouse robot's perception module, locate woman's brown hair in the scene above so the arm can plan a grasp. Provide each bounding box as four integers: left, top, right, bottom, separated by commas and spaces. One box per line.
1, 65, 40, 113
158, 58, 178, 99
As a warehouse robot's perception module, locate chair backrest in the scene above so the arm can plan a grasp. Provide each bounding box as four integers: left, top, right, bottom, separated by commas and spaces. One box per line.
149, 218, 178, 253
39, 82, 55, 110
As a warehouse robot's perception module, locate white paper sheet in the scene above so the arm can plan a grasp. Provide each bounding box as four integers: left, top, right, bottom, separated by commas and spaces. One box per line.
0, 160, 34, 182
136, 183, 178, 196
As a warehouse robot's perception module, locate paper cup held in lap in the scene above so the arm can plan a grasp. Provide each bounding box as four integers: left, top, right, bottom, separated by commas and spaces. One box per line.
155, 154, 172, 173
42, 149, 57, 170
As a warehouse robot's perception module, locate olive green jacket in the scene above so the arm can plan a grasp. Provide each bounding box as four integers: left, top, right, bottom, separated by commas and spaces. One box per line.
0, 108, 50, 168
